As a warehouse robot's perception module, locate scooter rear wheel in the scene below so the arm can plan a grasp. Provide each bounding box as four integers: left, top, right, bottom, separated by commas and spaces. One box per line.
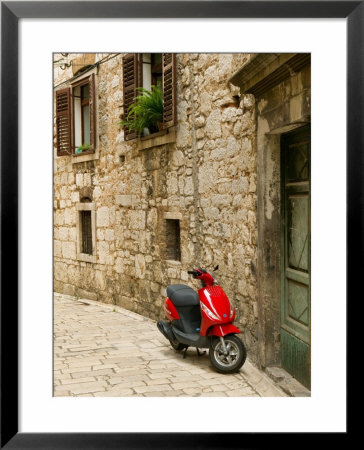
209, 334, 246, 374
169, 340, 188, 351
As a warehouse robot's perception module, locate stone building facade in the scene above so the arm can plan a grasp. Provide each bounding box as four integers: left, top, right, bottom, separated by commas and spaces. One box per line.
54, 52, 311, 388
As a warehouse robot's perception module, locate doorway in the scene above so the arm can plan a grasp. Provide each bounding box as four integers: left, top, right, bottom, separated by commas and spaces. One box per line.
280, 126, 311, 388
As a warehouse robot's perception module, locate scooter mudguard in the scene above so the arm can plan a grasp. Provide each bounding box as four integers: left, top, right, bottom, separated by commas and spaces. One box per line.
208, 323, 241, 337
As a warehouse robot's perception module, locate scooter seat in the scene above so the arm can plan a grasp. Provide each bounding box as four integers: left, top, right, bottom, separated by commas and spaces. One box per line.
166, 284, 200, 307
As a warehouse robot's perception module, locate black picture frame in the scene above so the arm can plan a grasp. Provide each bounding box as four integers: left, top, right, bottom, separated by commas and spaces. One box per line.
1, 1, 357, 448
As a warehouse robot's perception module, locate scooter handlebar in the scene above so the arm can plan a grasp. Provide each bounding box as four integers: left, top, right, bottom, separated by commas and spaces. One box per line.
187, 269, 201, 278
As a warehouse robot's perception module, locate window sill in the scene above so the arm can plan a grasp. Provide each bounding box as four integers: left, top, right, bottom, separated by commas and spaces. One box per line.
165, 259, 181, 266
72, 148, 99, 164
77, 253, 96, 263
136, 127, 176, 151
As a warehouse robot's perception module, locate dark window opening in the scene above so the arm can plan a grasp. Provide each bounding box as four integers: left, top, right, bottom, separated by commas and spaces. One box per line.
151, 53, 162, 87
81, 210, 93, 255
166, 219, 181, 261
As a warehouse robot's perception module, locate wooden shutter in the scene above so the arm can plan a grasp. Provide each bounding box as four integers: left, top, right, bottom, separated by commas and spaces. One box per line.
162, 53, 177, 129
88, 73, 96, 152
122, 54, 139, 140
56, 88, 72, 155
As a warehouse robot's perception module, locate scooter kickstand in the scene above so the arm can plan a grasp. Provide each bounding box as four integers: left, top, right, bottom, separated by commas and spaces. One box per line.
196, 347, 206, 357
183, 347, 189, 359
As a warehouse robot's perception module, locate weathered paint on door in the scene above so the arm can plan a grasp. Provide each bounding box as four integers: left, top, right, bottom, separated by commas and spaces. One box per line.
281, 126, 311, 389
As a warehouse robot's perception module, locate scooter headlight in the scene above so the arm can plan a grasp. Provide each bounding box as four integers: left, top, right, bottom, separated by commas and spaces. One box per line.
200, 301, 220, 321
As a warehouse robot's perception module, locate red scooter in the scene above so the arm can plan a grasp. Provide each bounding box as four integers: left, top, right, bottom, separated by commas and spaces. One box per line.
157, 266, 246, 373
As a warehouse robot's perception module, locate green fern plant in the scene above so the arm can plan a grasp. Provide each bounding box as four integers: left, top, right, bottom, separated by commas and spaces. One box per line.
119, 84, 163, 136
76, 143, 90, 154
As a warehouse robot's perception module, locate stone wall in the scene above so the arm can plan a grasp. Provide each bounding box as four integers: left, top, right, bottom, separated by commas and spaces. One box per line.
53, 53, 260, 362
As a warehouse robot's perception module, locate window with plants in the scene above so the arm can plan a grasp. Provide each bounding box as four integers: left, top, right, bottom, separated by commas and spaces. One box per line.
55, 73, 96, 156
121, 53, 177, 140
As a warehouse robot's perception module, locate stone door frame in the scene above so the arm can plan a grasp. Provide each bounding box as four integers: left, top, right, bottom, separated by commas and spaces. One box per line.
256, 121, 310, 369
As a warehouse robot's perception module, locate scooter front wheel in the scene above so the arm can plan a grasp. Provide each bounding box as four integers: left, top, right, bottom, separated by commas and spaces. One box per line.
209, 334, 246, 374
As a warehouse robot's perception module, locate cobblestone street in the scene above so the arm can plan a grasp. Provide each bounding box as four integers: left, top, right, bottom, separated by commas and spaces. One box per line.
53, 293, 286, 397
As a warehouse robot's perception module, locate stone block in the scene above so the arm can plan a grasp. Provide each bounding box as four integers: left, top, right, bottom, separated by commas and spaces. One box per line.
200, 91, 211, 115
232, 178, 249, 194
176, 122, 190, 148
128, 210, 146, 230
62, 241, 76, 260
195, 116, 205, 127
71, 191, 79, 203
243, 94, 255, 109
64, 208, 76, 226
241, 137, 252, 152
71, 54, 95, 75
58, 227, 69, 241
198, 162, 215, 194
62, 283, 76, 296
54, 240, 62, 257
196, 128, 205, 140
77, 288, 98, 301
83, 172, 92, 186
97, 241, 110, 265
211, 194, 232, 208
206, 110, 222, 139
135, 254, 146, 279
76, 173, 83, 187
166, 173, 178, 195
226, 136, 240, 157
97, 207, 110, 227
116, 195, 134, 207
105, 229, 114, 241
111, 75, 120, 88
184, 176, 194, 196
204, 207, 219, 220
210, 147, 226, 161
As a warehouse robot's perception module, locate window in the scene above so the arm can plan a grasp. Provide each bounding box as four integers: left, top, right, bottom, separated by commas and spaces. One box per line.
142, 53, 162, 90
122, 53, 177, 141
76, 198, 96, 263
55, 73, 96, 156
166, 219, 181, 261
81, 210, 92, 254
74, 82, 91, 151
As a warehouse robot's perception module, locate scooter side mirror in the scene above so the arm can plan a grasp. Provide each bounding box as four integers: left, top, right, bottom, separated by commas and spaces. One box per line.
213, 265, 219, 271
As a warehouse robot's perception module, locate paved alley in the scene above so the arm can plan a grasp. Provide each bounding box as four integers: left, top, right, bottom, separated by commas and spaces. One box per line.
53, 293, 286, 397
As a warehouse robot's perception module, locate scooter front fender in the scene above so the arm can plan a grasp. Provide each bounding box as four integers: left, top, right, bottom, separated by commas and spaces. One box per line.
208, 323, 241, 337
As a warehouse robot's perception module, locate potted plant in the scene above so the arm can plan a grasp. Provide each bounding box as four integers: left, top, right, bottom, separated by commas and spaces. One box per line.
119, 83, 163, 136
75, 143, 90, 154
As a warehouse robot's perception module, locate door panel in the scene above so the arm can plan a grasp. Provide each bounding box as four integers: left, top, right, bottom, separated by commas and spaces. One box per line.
287, 279, 309, 326
281, 126, 311, 389
288, 195, 309, 272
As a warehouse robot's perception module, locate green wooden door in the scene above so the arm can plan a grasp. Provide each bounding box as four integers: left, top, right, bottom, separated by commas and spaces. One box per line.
281, 126, 311, 389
